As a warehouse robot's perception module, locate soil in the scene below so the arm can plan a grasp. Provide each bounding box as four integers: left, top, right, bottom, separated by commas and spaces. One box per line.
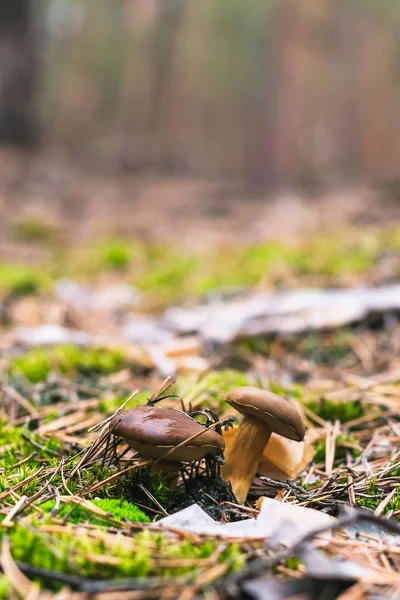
1, 149, 400, 258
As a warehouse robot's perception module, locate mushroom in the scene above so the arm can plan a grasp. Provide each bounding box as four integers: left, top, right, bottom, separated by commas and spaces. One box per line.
111, 405, 225, 468
221, 386, 305, 505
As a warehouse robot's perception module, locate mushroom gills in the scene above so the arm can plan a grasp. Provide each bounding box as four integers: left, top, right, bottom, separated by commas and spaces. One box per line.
123, 438, 224, 462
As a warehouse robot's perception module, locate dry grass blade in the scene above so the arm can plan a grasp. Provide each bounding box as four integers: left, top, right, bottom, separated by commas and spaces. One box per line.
1, 496, 27, 527
0, 537, 42, 598
1, 384, 39, 418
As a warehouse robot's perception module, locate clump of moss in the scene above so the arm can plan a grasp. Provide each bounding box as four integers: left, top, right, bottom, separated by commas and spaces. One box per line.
306, 397, 366, 424
99, 390, 149, 413
9, 344, 125, 383
357, 497, 380, 511
110, 466, 186, 513
3, 523, 150, 579
0, 264, 50, 296
295, 234, 381, 278
388, 487, 400, 514
92, 498, 150, 521
135, 250, 199, 308
0, 463, 46, 497
0, 416, 24, 448
283, 556, 302, 571
1, 522, 243, 585
356, 479, 397, 513
59, 228, 400, 309
0, 576, 10, 600
181, 369, 255, 397
40, 498, 150, 524
98, 238, 132, 269
313, 434, 361, 464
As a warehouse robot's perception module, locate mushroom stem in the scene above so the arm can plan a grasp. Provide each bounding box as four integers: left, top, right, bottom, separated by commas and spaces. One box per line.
221, 415, 271, 505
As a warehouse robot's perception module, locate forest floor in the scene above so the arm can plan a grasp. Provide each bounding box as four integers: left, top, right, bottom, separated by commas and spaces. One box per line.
1, 150, 400, 599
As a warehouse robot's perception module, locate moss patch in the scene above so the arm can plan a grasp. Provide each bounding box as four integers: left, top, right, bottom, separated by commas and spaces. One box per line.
8, 345, 125, 383
0, 264, 50, 296
39, 498, 150, 524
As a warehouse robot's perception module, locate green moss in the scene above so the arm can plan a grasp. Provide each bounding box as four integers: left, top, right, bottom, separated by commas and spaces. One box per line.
313, 434, 361, 464
357, 497, 380, 511
306, 397, 366, 424
98, 390, 149, 413
283, 556, 302, 571
175, 369, 256, 412
0, 576, 10, 600
135, 251, 199, 307
9, 344, 125, 383
387, 464, 400, 478
9, 349, 50, 383
0, 417, 24, 448
0, 264, 50, 296
102, 465, 185, 511
56, 228, 400, 309
40, 498, 150, 524
3, 523, 149, 579
98, 238, 132, 269
0, 522, 243, 585
149, 472, 186, 508
294, 233, 381, 277
93, 498, 150, 521
358, 485, 400, 515
0, 464, 42, 497
200, 369, 256, 395
388, 487, 400, 513
368, 479, 379, 495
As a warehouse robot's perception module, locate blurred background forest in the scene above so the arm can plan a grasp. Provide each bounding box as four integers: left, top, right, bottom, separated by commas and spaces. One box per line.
3, 0, 400, 187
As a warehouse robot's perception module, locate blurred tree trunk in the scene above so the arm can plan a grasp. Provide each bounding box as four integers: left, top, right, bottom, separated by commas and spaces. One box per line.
147, 0, 186, 167
0, 0, 38, 146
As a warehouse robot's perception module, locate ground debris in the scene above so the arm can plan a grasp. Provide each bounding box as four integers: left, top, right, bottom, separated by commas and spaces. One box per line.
163, 285, 400, 343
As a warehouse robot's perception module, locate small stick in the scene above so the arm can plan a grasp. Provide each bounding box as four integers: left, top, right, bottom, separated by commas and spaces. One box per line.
138, 484, 169, 516
258, 476, 309, 496
1, 496, 27, 527
21, 433, 60, 457
374, 487, 397, 517
2, 384, 39, 417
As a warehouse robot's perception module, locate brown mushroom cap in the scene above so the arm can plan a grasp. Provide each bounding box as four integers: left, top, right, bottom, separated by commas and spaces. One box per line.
111, 405, 225, 462
225, 386, 305, 441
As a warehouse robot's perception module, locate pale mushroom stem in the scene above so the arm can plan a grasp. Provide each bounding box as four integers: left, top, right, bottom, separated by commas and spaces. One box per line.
221, 415, 271, 505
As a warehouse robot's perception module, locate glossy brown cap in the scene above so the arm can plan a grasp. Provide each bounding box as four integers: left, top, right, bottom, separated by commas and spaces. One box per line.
110, 405, 225, 462
226, 386, 305, 441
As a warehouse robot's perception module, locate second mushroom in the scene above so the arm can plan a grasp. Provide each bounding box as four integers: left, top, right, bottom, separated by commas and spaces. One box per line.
221, 386, 305, 505
111, 405, 225, 470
